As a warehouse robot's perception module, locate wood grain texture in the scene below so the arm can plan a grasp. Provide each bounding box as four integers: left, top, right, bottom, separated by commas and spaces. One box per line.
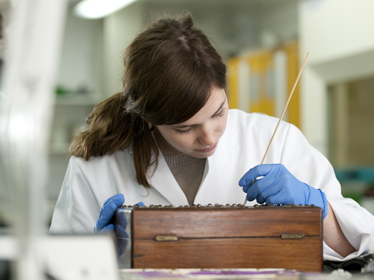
131, 207, 323, 271
132, 208, 322, 238
132, 237, 322, 271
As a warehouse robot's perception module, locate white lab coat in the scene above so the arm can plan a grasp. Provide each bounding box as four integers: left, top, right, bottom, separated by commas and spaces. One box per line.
50, 109, 374, 261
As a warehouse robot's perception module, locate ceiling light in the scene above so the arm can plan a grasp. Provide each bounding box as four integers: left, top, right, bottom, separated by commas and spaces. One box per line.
74, 0, 137, 19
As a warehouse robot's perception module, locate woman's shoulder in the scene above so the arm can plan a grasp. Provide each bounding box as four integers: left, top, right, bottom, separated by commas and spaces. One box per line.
228, 109, 287, 129
225, 109, 295, 146
68, 148, 132, 171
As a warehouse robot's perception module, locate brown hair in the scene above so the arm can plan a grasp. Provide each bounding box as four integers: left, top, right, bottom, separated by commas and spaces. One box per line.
69, 15, 227, 188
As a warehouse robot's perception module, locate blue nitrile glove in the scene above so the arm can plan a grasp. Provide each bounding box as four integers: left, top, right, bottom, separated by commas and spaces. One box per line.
94, 193, 145, 233
239, 164, 328, 219
94, 194, 125, 233
113, 202, 144, 258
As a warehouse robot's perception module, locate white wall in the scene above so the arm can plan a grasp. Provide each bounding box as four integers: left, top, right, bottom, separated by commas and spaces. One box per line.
299, 0, 374, 156
58, 2, 145, 99
300, 0, 374, 64
57, 9, 103, 98
103, 2, 144, 96
258, 2, 298, 48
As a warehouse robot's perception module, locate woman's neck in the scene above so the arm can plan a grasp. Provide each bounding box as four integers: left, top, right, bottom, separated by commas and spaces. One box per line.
153, 129, 182, 156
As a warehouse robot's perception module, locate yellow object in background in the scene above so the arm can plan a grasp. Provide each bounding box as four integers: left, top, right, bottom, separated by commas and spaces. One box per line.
227, 41, 300, 129
284, 42, 300, 129
227, 57, 240, 109
247, 51, 275, 117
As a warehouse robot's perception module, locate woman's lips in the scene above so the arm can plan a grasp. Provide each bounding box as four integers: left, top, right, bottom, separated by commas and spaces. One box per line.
196, 142, 217, 153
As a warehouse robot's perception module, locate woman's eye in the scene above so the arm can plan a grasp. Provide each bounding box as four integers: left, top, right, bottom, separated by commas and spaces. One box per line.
212, 109, 225, 118
176, 128, 192, 134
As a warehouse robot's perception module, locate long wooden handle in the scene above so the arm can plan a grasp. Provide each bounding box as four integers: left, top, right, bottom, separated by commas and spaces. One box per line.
243, 52, 310, 206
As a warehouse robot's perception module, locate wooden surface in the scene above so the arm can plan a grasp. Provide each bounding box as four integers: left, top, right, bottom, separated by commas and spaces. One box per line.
132, 207, 322, 238
131, 207, 323, 272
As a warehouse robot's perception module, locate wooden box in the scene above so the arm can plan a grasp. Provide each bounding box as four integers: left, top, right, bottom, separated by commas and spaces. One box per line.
131, 206, 323, 272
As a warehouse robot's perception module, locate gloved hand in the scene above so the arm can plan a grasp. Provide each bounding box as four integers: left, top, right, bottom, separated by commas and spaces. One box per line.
239, 164, 328, 219
94, 193, 145, 233
94, 194, 125, 233
114, 202, 144, 258
113, 199, 144, 259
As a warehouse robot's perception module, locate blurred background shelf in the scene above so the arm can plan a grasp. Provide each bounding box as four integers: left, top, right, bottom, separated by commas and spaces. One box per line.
47, 93, 103, 216
55, 93, 102, 106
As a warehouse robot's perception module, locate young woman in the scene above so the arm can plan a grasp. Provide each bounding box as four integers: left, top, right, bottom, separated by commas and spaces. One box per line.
50, 15, 374, 261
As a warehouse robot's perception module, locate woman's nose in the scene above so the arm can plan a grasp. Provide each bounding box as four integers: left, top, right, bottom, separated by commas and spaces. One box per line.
199, 127, 215, 146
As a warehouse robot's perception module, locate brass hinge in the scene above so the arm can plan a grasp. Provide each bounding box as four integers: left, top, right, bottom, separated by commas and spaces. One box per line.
280, 233, 305, 239
154, 236, 179, 241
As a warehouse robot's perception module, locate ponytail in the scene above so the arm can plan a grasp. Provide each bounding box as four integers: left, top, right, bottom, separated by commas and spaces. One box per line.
69, 92, 158, 188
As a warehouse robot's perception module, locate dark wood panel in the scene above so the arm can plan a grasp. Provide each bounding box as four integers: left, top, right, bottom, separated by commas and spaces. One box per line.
132, 208, 322, 239
132, 237, 323, 272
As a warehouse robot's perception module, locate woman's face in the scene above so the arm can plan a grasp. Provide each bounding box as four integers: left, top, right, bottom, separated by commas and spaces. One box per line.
154, 87, 228, 158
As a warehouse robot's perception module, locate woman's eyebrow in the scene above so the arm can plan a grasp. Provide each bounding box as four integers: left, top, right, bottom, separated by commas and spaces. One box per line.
213, 100, 225, 115
172, 100, 226, 129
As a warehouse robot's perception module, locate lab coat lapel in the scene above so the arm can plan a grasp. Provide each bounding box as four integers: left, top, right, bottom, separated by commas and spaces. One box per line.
193, 133, 246, 205
194, 157, 217, 205
148, 152, 189, 206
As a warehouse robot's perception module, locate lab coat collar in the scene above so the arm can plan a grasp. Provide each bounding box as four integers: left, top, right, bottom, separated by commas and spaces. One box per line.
147, 151, 189, 206
130, 131, 212, 206
146, 131, 189, 206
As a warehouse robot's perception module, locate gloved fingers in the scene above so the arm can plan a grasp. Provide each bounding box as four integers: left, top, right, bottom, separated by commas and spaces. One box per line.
245, 178, 263, 201
249, 164, 300, 203
116, 210, 128, 227
242, 176, 266, 193
264, 194, 282, 205
96, 203, 118, 231
254, 178, 283, 204
115, 201, 143, 231
264, 189, 296, 205
117, 237, 129, 258
99, 224, 115, 234
244, 167, 279, 202
246, 177, 277, 203
239, 164, 274, 188
103, 193, 125, 207
242, 183, 251, 193
265, 182, 312, 205
97, 194, 125, 229
115, 224, 129, 238
261, 180, 303, 205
